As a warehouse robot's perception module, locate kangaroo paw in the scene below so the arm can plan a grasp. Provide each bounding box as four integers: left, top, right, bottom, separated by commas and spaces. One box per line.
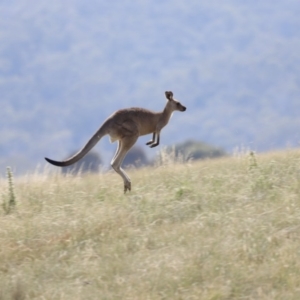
150, 143, 159, 148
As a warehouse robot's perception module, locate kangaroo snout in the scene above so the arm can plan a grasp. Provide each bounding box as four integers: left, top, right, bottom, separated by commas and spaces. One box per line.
181, 106, 186, 112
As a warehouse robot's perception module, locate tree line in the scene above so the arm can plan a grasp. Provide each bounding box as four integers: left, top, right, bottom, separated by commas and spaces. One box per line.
61, 140, 226, 174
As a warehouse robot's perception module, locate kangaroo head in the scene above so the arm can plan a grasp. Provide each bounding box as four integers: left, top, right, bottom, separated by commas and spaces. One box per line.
165, 91, 186, 112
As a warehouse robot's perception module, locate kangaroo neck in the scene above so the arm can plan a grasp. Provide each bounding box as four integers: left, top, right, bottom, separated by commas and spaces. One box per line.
159, 105, 174, 126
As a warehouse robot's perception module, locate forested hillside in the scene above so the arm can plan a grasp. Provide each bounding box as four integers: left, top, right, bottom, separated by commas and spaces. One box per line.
1, 0, 300, 174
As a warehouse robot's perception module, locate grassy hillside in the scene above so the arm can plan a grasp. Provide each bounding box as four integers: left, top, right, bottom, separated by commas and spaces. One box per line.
1, 150, 300, 299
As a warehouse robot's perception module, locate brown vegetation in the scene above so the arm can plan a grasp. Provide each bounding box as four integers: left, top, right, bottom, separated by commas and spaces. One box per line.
1, 150, 300, 299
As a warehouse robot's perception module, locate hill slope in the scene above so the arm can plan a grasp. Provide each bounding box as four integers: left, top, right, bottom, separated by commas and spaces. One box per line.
1, 150, 300, 298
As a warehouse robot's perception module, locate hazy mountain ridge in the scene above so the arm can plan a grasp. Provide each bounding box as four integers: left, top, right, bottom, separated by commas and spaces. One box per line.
1, 0, 300, 174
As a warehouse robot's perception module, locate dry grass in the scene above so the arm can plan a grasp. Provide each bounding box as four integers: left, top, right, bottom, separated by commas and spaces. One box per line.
1, 150, 300, 299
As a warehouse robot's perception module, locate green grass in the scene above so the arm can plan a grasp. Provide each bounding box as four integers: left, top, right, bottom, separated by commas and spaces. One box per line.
1, 150, 300, 299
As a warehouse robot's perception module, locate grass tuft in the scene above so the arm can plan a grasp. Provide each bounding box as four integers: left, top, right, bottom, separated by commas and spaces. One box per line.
2, 167, 16, 214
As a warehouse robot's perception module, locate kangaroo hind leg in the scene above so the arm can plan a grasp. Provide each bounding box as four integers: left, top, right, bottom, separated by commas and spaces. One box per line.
111, 136, 138, 193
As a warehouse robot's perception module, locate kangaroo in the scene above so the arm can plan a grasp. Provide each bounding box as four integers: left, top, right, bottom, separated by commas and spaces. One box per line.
45, 91, 186, 193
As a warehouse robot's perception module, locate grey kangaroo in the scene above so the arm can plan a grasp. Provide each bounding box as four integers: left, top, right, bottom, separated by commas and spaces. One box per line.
45, 91, 186, 192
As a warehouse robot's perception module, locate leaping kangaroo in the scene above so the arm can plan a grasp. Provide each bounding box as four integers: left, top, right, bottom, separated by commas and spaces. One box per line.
45, 91, 186, 193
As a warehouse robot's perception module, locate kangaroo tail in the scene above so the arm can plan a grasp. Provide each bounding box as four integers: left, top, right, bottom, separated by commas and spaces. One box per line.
45, 125, 107, 167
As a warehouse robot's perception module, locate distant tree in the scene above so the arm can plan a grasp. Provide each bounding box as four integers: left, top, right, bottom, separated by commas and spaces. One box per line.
122, 146, 148, 168
61, 151, 102, 174
164, 140, 226, 162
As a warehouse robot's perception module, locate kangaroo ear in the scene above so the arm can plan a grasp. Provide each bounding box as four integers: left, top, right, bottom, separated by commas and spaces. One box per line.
165, 91, 173, 100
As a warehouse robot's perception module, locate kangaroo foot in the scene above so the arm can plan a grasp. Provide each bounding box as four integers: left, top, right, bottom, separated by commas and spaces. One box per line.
124, 181, 131, 193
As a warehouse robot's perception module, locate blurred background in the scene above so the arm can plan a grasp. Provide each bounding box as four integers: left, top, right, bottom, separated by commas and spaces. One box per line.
1, 0, 300, 175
